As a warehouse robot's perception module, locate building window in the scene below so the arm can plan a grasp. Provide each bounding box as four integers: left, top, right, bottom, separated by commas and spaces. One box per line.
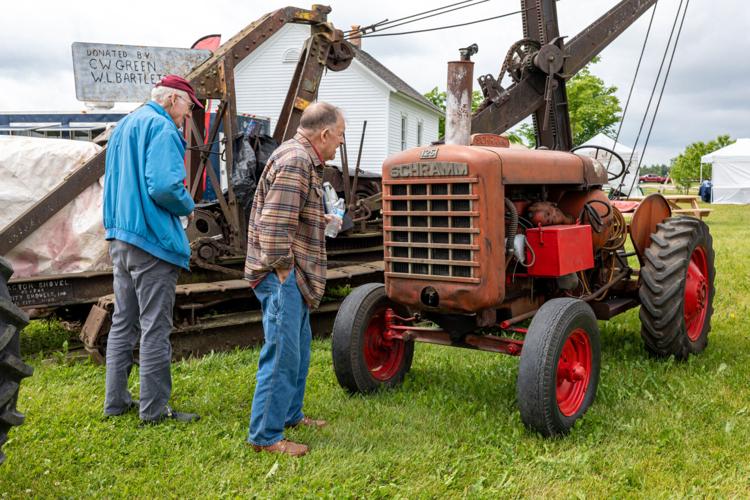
417, 121, 423, 146
282, 48, 300, 63
400, 115, 407, 150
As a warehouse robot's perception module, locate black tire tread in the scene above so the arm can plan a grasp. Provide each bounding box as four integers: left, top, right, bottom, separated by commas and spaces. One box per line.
332, 283, 414, 394
517, 298, 601, 437
638, 217, 715, 360
0, 258, 32, 466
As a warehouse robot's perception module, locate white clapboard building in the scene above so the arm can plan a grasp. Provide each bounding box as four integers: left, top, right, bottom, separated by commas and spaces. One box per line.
232, 23, 443, 175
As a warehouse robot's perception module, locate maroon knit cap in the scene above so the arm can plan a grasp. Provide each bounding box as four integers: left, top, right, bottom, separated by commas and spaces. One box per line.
155, 75, 204, 109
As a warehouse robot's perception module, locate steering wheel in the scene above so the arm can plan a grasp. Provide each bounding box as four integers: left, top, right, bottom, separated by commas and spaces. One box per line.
570, 145, 627, 181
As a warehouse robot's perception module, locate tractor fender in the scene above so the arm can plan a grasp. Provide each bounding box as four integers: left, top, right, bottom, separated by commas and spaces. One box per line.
629, 193, 672, 264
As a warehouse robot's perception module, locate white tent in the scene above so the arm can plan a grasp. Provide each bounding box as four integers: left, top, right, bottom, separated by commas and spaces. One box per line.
701, 138, 750, 204
579, 133, 642, 197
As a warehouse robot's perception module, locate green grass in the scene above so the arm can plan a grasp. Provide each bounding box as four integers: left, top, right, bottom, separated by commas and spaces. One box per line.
3, 205, 750, 497
19, 318, 77, 357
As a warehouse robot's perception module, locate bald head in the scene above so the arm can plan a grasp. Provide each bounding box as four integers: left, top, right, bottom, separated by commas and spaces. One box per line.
298, 102, 345, 162
298, 102, 343, 134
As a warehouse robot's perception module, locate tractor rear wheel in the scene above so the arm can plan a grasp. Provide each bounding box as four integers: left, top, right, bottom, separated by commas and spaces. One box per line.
517, 298, 601, 436
332, 283, 414, 393
639, 217, 715, 360
0, 257, 33, 465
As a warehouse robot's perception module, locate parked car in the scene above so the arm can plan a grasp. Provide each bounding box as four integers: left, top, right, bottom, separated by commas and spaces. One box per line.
639, 173, 667, 183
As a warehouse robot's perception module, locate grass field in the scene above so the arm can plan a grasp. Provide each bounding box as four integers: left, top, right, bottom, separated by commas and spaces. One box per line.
3, 204, 750, 497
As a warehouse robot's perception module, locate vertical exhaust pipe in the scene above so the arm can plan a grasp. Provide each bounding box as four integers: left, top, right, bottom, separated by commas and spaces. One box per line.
445, 44, 478, 146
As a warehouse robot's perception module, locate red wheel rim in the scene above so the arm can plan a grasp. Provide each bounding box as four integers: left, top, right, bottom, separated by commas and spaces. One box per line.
556, 328, 592, 417
363, 307, 406, 381
684, 246, 709, 342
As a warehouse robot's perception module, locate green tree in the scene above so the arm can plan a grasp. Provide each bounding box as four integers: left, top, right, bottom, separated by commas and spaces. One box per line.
514, 58, 621, 147
670, 135, 734, 192
424, 86, 484, 138
640, 164, 669, 176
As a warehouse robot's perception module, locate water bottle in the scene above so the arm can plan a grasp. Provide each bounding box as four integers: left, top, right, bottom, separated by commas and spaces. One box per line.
323, 182, 345, 238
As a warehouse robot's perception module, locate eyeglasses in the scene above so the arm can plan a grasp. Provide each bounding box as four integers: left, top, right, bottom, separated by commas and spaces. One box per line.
175, 94, 194, 111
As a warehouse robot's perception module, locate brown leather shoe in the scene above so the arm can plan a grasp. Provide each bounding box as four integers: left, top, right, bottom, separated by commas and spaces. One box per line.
286, 416, 327, 429
252, 439, 308, 457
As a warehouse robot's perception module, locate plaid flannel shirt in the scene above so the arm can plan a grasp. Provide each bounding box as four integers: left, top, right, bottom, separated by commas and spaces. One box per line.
244, 133, 327, 308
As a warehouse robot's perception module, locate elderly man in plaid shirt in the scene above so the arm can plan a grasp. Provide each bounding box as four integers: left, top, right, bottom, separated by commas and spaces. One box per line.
244, 102, 344, 457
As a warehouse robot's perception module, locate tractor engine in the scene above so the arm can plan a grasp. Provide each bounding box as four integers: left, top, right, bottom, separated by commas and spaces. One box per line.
381, 141, 612, 319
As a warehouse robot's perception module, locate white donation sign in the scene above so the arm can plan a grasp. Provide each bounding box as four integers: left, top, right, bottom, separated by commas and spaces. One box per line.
72, 42, 211, 103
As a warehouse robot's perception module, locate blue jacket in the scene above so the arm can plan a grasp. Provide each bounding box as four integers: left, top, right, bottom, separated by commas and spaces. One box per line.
103, 101, 195, 269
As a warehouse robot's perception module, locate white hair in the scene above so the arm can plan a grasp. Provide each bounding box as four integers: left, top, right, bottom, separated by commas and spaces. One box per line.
150, 86, 189, 106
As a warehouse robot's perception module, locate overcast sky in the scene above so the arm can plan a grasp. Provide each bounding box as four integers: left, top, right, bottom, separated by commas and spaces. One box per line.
1, 0, 747, 165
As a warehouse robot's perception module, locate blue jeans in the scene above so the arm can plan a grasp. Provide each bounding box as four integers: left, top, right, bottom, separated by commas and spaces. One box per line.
248, 270, 312, 446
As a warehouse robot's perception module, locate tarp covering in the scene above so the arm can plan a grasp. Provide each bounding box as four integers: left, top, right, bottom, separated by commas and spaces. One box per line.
0, 136, 110, 278
701, 138, 750, 204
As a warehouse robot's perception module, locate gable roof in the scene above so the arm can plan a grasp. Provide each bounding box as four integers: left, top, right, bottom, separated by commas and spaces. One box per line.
352, 46, 443, 115
581, 132, 634, 154
701, 138, 748, 163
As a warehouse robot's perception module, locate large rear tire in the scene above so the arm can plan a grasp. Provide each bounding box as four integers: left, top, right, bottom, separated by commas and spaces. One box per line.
332, 283, 414, 393
0, 257, 33, 465
517, 298, 601, 436
639, 217, 715, 360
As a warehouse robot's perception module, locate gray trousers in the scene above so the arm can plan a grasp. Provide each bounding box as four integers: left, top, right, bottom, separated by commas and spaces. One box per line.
104, 240, 179, 420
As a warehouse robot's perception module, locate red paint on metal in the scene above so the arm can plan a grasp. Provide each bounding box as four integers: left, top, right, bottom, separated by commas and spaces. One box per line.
557, 189, 613, 250
470, 134, 509, 147
556, 327, 592, 416
364, 307, 407, 381
525, 225, 594, 277
684, 246, 709, 342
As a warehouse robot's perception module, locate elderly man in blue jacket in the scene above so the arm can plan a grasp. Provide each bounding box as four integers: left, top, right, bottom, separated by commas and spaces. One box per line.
103, 75, 201, 424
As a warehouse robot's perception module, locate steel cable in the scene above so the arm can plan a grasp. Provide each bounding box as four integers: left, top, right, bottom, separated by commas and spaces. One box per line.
623, 0, 689, 198
344, 0, 477, 34
628, 0, 691, 193
608, 1, 658, 195
345, 0, 491, 38
353, 9, 526, 39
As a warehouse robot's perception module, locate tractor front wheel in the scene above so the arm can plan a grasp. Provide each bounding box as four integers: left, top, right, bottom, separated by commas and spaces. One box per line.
517, 298, 601, 436
639, 217, 715, 360
332, 283, 414, 393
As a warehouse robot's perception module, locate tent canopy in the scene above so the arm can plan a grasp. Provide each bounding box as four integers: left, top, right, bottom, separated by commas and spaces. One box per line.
581, 132, 634, 155
701, 138, 750, 163
701, 138, 750, 204
579, 133, 641, 197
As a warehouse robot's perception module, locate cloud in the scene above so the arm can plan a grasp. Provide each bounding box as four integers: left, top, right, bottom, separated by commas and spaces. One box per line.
1, 0, 746, 164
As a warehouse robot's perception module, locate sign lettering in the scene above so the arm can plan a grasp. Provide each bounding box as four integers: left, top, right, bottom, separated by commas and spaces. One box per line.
390, 162, 468, 178
72, 42, 211, 103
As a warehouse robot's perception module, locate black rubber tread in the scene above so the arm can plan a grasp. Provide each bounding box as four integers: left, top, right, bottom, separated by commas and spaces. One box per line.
332, 283, 414, 394
638, 217, 715, 360
0, 260, 32, 466
0, 257, 13, 283
517, 298, 601, 437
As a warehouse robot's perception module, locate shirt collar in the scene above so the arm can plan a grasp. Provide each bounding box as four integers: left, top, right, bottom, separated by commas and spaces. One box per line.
147, 101, 186, 147
294, 132, 324, 167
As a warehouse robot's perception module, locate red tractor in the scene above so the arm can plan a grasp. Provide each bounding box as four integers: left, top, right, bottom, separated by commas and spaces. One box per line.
331, 0, 715, 436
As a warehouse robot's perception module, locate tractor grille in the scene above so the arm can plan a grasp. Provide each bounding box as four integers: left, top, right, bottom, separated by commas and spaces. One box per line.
383, 176, 480, 284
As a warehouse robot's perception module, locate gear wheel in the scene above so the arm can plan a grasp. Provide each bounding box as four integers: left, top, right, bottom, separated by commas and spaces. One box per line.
500, 38, 541, 84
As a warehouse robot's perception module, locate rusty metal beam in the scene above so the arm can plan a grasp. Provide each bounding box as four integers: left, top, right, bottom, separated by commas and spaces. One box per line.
0, 6, 334, 258
472, 0, 658, 147
273, 29, 333, 142
186, 5, 331, 100
471, 77, 545, 136
185, 106, 206, 201
563, 0, 658, 77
